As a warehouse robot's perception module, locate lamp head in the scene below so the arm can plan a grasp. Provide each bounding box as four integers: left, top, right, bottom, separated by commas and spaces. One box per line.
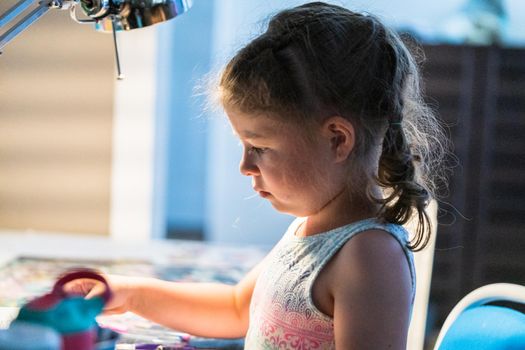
0, 0, 192, 78
79, 0, 192, 31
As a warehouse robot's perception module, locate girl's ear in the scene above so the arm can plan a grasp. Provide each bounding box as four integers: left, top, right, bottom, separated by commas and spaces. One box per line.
321, 116, 355, 162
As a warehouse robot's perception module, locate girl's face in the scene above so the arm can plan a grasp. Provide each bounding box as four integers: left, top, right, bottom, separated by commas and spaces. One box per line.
226, 108, 348, 217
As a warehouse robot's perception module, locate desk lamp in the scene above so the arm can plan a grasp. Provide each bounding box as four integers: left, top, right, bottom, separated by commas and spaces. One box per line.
0, 0, 193, 79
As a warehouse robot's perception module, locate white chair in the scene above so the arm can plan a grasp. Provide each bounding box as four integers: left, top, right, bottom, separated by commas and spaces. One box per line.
407, 200, 438, 350
433, 283, 525, 350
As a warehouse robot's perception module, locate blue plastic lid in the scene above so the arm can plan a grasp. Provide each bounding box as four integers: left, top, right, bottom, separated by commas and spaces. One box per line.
0, 321, 61, 350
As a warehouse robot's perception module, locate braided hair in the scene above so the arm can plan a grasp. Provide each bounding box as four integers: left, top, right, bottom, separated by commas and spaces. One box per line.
219, 2, 448, 251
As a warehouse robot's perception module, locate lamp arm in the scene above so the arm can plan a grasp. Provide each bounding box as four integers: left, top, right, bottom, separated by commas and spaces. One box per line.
0, 0, 35, 27
0, 0, 78, 52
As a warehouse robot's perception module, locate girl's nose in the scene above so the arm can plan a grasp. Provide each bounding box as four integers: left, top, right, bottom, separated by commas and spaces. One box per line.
239, 151, 260, 176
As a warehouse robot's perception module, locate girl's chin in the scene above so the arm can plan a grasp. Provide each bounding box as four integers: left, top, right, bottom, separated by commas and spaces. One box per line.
267, 201, 302, 217
261, 195, 308, 216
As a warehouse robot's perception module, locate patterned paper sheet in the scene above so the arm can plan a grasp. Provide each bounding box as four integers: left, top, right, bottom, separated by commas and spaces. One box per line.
0, 242, 267, 307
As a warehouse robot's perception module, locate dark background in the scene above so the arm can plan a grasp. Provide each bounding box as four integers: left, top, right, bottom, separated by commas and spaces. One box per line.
422, 44, 525, 347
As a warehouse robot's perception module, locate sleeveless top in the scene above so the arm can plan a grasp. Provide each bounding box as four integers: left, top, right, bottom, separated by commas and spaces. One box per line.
244, 218, 416, 350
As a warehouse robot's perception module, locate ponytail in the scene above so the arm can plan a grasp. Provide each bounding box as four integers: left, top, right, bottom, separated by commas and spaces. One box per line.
376, 119, 431, 251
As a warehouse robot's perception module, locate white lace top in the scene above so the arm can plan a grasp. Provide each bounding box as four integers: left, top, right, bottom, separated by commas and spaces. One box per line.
244, 218, 415, 350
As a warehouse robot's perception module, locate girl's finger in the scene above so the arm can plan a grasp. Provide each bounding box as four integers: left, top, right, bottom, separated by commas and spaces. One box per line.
85, 282, 108, 299
63, 279, 96, 295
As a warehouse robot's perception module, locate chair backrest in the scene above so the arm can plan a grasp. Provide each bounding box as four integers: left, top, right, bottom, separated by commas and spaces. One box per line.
433, 283, 525, 350
406, 200, 438, 350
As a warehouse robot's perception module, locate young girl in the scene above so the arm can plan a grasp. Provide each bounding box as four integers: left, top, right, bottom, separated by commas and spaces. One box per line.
69, 2, 447, 349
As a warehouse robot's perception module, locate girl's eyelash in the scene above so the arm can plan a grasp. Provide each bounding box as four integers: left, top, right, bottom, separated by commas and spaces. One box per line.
238, 140, 268, 155
248, 146, 267, 155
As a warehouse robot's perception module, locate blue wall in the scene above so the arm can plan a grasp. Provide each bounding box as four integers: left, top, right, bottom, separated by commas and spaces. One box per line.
156, 1, 215, 238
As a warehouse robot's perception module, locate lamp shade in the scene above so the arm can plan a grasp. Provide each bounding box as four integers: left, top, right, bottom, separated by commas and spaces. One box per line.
78, 0, 193, 32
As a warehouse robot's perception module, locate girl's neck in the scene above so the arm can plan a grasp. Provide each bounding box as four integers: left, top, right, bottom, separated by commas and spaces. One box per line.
296, 185, 382, 238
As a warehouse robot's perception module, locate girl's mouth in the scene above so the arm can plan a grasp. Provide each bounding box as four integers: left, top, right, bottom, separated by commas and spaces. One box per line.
258, 191, 271, 198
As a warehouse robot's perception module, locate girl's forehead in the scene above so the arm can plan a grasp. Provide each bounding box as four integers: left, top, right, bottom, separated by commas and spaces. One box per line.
227, 109, 291, 138
226, 107, 321, 147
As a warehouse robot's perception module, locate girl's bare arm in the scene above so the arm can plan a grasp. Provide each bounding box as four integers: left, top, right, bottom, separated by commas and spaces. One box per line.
127, 261, 263, 338
331, 230, 412, 349
67, 260, 264, 338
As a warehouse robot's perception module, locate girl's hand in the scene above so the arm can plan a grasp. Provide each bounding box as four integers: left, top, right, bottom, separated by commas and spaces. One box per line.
64, 274, 143, 315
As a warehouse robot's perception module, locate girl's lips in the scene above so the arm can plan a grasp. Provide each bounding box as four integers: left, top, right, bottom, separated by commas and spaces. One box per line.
258, 191, 271, 198
253, 186, 271, 198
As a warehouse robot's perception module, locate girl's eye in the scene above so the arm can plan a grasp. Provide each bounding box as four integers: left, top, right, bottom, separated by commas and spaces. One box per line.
248, 146, 268, 155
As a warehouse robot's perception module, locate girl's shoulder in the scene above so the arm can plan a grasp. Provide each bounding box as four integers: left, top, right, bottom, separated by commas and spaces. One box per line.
335, 227, 411, 267
325, 225, 415, 302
